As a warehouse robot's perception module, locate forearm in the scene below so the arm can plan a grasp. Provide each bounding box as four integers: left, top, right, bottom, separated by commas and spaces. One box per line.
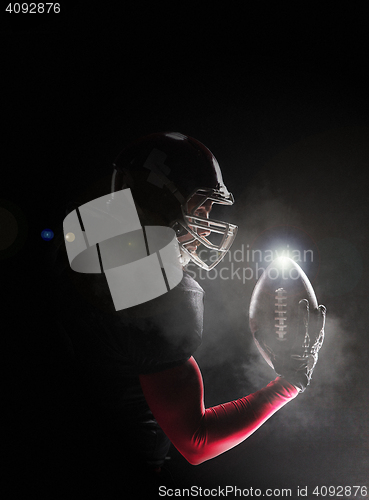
186, 377, 298, 465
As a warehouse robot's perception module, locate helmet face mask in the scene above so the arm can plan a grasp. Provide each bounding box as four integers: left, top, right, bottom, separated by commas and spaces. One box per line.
172, 188, 238, 271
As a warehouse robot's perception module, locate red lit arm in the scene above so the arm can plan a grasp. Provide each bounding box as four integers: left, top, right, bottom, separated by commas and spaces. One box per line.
139, 356, 298, 465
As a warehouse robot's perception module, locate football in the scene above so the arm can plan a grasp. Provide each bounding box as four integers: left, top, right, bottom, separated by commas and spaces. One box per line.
249, 257, 318, 369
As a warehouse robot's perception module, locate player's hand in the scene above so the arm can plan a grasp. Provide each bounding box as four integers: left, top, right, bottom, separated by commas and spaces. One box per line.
272, 300, 326, 392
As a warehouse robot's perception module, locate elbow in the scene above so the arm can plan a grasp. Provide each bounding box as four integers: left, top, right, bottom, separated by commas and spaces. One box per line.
182, 450, 206, 466
176, 440, 208, 466
168, 418, 210, 465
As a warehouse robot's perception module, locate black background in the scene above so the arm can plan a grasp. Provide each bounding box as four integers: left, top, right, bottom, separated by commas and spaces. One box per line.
2, 4, 369, 498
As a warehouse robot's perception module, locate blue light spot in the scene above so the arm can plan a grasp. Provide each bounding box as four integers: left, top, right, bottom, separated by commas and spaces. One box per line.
41, 229, 54, 241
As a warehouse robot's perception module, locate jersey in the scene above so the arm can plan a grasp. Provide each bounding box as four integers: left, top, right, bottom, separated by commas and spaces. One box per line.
49, 225, 204, 440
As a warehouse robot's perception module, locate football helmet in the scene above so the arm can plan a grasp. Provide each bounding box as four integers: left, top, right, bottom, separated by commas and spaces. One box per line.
111, 132, 238, 270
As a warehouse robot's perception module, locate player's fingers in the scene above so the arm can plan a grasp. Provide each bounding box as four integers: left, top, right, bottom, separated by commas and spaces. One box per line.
316, 304, 326, 349
294, 299, 309, 352
317, 304, 326, 332
309, 304, 326, 351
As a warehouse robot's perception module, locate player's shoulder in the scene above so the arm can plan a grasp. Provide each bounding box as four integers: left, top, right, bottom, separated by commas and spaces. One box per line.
120, 270, 204, 321
48, 228, 204, 320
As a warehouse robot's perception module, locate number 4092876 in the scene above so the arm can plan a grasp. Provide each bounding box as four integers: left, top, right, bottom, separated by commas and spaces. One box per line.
5, 3, 60, 13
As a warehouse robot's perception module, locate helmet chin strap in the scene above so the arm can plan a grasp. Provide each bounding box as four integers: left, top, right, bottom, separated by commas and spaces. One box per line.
179, 246, 192, 267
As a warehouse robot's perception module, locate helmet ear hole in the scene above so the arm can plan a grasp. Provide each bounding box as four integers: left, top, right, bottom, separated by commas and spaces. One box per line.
171, 221, 186, 236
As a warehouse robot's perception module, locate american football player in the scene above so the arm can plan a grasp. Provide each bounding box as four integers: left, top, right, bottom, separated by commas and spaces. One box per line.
51, 132, 326, 487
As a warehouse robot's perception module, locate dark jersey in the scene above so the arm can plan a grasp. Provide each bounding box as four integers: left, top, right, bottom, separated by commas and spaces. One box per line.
51, 228, 205, 418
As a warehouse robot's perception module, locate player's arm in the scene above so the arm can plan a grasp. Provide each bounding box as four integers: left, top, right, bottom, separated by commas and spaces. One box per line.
139, 356, 298, 465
